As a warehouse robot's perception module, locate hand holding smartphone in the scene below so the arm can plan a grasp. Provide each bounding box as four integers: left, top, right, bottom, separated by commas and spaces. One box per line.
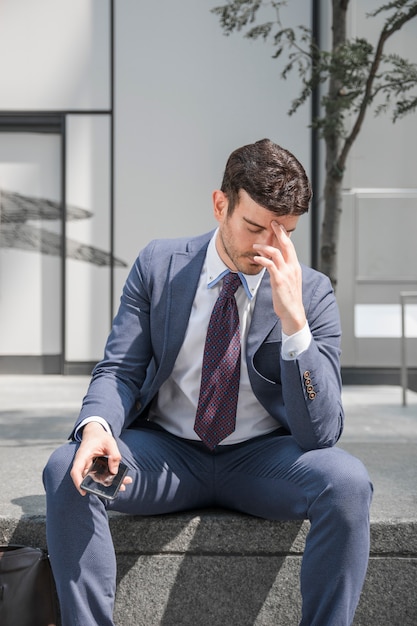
80, 456, 129, 500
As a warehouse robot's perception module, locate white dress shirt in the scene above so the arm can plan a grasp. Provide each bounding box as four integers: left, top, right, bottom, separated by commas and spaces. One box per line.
76, 231, 311, 442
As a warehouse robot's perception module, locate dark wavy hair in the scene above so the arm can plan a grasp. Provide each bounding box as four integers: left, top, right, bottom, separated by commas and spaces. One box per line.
220, 138, 312, 216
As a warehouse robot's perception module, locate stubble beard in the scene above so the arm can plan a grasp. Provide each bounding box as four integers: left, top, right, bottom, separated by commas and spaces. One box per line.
218, 229, 261, 276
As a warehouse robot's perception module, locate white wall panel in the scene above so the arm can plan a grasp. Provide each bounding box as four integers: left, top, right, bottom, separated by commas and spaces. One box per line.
338, 189, 417, 367
0, 0, 110, 110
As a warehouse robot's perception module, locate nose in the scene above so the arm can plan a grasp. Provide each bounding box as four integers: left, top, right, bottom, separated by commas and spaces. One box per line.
260, 229, 277, 246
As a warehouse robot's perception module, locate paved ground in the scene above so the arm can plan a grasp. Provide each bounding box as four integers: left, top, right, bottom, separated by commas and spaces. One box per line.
1, 376, 416, 522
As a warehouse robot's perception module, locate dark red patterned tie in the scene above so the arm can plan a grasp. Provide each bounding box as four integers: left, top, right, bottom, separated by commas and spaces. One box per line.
194, 272, 241, 450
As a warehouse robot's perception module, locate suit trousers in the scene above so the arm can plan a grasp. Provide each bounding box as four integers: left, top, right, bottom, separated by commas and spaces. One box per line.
43, 423, 373, 626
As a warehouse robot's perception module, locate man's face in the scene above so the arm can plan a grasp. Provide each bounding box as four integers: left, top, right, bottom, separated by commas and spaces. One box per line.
213, 189, 300, 275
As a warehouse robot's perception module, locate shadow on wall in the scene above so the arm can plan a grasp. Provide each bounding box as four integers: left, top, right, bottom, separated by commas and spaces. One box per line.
0, 188, 127, 267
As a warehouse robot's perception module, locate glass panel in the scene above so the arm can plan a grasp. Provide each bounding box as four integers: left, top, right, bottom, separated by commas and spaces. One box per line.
66, 114, 122, 362
355, 304, 417, 338
0, 132, 62, 356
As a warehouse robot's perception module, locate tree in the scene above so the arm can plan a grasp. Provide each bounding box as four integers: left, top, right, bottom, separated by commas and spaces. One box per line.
212, 0, 417, 288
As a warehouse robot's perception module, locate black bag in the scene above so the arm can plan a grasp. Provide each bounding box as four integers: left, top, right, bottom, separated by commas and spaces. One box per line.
0, 544, 58, 626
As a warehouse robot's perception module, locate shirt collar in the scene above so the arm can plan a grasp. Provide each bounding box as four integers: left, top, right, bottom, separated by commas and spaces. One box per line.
206, 229, 265, 300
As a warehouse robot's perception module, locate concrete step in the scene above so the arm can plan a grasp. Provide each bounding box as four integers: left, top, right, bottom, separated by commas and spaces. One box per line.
2, 511, 416, 625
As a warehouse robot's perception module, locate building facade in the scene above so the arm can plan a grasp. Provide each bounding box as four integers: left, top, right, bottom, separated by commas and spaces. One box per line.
0, 0, 416, 381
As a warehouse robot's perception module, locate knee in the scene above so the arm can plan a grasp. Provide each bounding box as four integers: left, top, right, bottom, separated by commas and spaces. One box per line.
43, 443, 77, 495
343, 455, 372, 504
310, 448, 373, 517
327, 451, 373, 515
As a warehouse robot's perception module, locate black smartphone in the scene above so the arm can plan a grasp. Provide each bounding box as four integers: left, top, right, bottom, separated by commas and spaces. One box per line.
80, 456, 129, 500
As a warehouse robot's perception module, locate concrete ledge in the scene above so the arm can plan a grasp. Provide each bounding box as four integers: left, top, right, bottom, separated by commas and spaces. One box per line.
1, 512, 417, 625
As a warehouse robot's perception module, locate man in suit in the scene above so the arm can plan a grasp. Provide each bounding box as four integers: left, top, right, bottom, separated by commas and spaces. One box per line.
43, 139, 372, 625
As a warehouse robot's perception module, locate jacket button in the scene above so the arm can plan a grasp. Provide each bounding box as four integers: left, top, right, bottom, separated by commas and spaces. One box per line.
303, 371, 311, 379
309, 391, 317, 400
307, 384, 314, 393
304, 378, 312, 386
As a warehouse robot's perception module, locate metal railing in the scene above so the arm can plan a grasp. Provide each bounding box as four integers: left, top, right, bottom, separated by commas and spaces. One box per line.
400, 291, 417, 406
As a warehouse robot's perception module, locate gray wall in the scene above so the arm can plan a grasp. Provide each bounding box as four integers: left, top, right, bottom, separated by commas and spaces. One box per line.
0, 0, 416, 372
113, 0, 312, 301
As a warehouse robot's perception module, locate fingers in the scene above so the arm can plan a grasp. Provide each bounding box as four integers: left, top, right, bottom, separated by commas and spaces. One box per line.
251, 220, 305, 334
70, 423, 123, 495
252, 243, 283, 276
271, 220, 292, 249
70, 449, 92, 496
255, 222, 292, 261
119, 476, 133, 493
106, 442, 123, 476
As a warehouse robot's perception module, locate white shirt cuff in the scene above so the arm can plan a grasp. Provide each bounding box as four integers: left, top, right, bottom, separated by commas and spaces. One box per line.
281, 321, 312, 360
73, 416, 112, 441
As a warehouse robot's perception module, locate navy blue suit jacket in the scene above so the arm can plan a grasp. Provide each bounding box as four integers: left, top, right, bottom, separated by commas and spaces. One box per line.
76, 231, 344, 451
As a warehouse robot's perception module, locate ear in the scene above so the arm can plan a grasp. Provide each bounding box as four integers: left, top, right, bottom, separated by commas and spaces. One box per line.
212, 190, 228, 224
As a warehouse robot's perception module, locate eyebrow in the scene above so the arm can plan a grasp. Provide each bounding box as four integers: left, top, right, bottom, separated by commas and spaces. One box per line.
242, 216, 296, 233
243, 217, 266, 230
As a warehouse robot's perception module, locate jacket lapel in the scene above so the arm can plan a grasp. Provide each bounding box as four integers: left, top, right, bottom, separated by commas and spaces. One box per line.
247, 272, 281, 356
157, 233, 211, 378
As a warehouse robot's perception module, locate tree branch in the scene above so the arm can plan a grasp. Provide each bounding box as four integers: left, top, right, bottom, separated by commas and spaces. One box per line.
337, 3, 417, 170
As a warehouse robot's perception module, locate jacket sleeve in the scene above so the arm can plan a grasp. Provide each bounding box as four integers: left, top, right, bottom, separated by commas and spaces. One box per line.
279, 271, 344, 450
73, 241, 157, 438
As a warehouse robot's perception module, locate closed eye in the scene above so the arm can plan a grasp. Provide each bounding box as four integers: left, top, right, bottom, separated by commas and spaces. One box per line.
243, 217, 265, 234
247, 226, 264, 234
